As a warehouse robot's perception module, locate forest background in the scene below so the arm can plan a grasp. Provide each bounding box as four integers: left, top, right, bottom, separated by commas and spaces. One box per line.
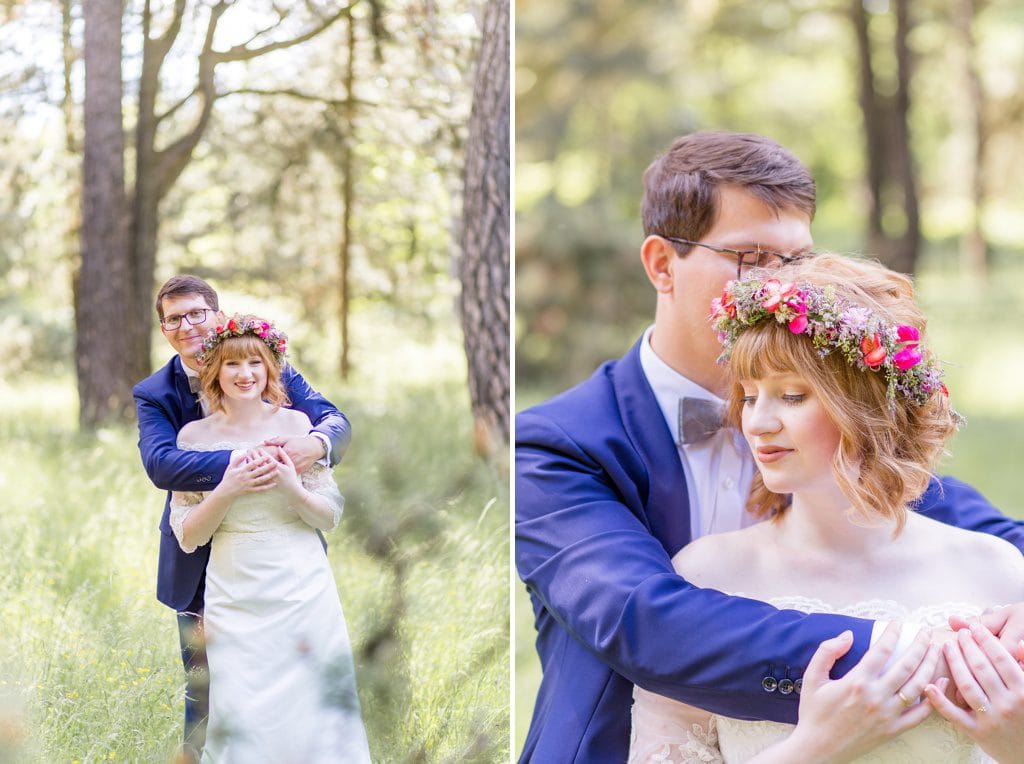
0, 0, 509, 761
515, 0, 1024, 752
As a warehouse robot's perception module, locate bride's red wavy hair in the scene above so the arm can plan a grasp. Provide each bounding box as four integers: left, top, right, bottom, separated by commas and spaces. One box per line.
724, 254, 959, 534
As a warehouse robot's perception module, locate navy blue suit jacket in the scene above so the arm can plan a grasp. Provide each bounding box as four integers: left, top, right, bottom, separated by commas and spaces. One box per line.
134, 355, 352, 612
515, 339, 1024, 763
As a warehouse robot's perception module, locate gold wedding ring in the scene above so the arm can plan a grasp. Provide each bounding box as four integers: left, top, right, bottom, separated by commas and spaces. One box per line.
897, 689, 913, 707
976, 705, 987, 713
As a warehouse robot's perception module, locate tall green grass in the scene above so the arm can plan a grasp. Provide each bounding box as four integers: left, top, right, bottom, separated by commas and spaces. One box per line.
0, 371, 509, 762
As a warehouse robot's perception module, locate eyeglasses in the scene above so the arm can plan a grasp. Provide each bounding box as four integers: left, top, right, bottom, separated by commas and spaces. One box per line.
661, 236, 809, 279
161, 308, 214, 331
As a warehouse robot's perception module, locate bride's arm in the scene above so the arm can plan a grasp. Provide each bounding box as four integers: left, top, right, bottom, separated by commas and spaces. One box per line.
750, 625, 938, 764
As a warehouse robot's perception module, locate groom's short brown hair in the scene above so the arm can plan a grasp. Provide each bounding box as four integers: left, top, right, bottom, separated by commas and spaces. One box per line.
155, 275, 220, 320
641, 132, 817, 243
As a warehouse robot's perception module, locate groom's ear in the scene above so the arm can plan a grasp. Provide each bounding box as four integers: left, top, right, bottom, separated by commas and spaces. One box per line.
214, 310, 227, 326
640, 235, 675, 294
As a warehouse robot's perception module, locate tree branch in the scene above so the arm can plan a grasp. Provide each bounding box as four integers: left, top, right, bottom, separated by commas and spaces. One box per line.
155, 86, 199, 124
213, 3, 356, 63
218, 87, 462, 124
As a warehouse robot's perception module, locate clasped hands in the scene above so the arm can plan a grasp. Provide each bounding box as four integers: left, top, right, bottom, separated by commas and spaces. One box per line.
220, 435, 322, 498
787, 604, 1024, 763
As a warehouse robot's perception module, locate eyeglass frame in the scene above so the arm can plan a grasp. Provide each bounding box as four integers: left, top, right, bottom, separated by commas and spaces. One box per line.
660, 236, 809, 279
160, 308, 215, 331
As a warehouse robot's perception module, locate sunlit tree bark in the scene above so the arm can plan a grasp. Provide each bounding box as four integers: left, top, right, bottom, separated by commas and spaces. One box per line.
78, 0, 132, 427
459, 0, 510, 454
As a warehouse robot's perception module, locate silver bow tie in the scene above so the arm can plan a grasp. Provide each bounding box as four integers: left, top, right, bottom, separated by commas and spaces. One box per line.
187, 375, 201, 394
678, 397, 726, 445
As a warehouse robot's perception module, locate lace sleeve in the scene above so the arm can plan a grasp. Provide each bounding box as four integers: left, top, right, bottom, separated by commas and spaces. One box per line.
169, 490, 206, 553
629, 688, 724, 764
300, 463, 344, 531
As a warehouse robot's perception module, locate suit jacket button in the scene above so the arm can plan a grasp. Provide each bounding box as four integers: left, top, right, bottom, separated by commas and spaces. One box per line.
793, 679, 803, 695
761, 676, 778, 692
778, 678, 795, 695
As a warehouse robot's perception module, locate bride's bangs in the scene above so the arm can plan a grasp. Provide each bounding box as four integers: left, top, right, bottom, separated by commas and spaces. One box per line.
728, 321, 813, 381
219, 334, 272, 363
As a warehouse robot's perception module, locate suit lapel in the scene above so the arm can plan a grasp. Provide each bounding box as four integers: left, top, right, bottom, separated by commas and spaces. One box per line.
612, 339, 692, 556
172, 356, 203, 426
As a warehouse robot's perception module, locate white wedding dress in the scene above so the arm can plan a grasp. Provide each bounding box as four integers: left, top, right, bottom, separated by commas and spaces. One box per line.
630, 597, 992, 763
170, 441, 371, 764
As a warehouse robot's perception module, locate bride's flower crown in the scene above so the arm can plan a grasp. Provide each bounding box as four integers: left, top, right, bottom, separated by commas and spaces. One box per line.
197, 314, 288, 365
710, 277, 949, 407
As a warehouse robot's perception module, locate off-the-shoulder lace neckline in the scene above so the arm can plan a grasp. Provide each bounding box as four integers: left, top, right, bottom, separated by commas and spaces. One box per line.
732, 593, 988, 621
178, 439, 265, 451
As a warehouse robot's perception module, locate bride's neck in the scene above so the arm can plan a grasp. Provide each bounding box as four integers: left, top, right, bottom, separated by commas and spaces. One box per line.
218, 397, 272, 426
778, 488, 897, 560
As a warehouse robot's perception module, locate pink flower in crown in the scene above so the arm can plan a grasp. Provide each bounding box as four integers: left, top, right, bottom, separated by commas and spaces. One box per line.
860, 333, 887, 368
787, 298, 809, 334
710, 285, 737, 321
893, 324, 922, 370
894, 347, 922, 370
761, 280, 797, 313
896, 325, 920, 344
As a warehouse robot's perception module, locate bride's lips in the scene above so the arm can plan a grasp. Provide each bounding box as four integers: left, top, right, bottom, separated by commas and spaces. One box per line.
756, 445, 793, 464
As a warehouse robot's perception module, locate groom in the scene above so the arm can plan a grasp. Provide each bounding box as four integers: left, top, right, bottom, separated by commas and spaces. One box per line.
133, 275, 351, 761
515, 132, 1024, 762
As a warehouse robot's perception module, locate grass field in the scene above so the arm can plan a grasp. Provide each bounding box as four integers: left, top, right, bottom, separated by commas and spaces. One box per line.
513, 259, 1024, 752
0, 359, 509, 762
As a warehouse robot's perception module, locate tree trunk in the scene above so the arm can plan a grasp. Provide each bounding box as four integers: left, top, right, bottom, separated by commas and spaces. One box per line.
888, 0, 920, 275
458, 0, 510, 455
849, 0, 920, 274
955, 0, 989, 278
851, 0, 887, 256
339, 16, 357, 380
78, 0, 134, 428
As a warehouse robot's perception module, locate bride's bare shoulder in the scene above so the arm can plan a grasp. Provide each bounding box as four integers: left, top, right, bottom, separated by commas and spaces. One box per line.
274, 406, 312, 436
912, 514, 1024, 602
177, 414, 227, 446
670, 524, 768, 591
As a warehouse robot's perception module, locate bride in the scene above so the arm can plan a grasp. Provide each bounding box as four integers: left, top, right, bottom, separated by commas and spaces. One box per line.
629, 255, 1024, 762
169, 315, 371, 763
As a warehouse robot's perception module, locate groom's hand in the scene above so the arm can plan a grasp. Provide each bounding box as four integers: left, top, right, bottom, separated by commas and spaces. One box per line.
950, 603, 1024, 660
263, 435, 325, 474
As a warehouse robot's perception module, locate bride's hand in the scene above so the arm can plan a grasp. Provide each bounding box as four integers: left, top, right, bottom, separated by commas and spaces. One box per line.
270, 448, 304, 499
924, 622, 1024, 763
216, 449, 277, 497
771, 624, 938, 763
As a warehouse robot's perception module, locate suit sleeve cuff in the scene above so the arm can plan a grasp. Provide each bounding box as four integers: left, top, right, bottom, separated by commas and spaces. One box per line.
310, 432, 331, 467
